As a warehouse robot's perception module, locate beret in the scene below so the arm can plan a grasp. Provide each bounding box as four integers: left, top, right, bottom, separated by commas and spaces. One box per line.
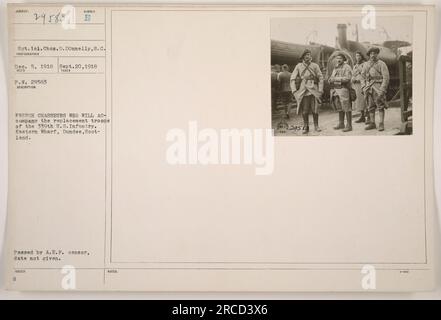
300, 49, 312, 60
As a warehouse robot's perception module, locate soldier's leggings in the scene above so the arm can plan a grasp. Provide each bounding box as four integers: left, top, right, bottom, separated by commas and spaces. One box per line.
300, 95, 316, 115
366, 90, 386, 113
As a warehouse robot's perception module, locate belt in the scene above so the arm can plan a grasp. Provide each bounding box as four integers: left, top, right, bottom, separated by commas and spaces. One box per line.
368, 79, 383, 84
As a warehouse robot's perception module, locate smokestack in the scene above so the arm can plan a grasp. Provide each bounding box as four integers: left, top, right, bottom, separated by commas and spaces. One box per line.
337, 24, 349, 50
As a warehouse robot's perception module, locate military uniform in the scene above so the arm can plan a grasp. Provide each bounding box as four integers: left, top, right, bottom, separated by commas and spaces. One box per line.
352, 62, 367, 112
361, 49, 390, 131
290, 53, 324, 133
329, 54, 353, 132
271, 70, 279, 112
329, 63, 353, 112
277, 69, 292, 118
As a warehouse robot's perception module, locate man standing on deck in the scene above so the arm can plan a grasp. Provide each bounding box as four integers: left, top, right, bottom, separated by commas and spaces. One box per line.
361, 47, 390, 132
290, 49, 324, 134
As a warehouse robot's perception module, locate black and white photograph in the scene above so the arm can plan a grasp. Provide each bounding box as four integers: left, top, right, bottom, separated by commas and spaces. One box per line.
271, 17, 413, 136
1, 2, 439, 299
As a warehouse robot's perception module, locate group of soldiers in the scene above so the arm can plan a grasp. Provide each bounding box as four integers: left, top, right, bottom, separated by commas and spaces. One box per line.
271, 47, 390, 134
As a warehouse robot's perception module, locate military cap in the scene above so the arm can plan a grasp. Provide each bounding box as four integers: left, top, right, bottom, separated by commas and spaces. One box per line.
300, 49, 312, 60
334, 51, 347, 61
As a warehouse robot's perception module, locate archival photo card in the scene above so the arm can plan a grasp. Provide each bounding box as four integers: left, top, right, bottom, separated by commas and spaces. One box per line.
4, 4, 436, 292
271, 16, 413, 136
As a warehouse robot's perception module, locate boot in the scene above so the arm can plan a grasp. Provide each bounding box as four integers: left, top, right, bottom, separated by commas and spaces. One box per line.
285, 104, 291, 120
334, 112, 345, 130
302, 114, 309, 134
378, 110, 385, 131
313, 113, 321, 132
343, 111, 352, 132
365, 111, 371, 124
365, 111, 376, 130
355, 110, 365, 123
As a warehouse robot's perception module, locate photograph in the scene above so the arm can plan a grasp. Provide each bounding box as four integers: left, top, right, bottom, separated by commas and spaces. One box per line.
271, 17, 413, 136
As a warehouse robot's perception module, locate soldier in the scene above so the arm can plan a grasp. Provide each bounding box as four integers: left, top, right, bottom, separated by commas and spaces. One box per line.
329, 52, 353, 132
271, 65, 280, 113
290, 49, 324, 134
271, 66, 277, 113
352, 51, 369, 124
277, 64, 293, 119
361, 47, 390, 131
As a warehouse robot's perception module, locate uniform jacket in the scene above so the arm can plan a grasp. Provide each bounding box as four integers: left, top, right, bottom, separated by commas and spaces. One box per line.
277, 71, 292, 92
271, 71, 279, 90
351, 62, 365, 84
290, 62, 324, 114
361, 59, 390, 95
352, 62, 367, 111
329, 63, 352, 110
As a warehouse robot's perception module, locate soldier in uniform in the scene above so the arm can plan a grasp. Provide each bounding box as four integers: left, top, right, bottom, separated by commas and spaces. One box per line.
361, 47, 390, 131
277, 64, 293, 119
352, 51, 369, 124
329, 52, 353, 132
271, 65, 281, 113
290, 49, 324, 134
